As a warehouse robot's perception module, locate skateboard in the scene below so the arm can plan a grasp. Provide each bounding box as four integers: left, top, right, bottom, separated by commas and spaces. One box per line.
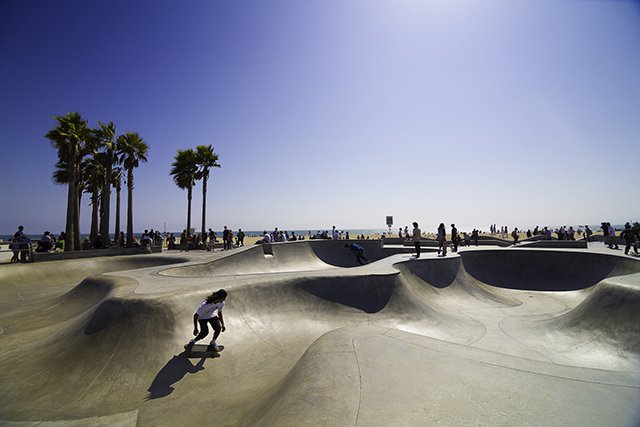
185, 344, 225, 358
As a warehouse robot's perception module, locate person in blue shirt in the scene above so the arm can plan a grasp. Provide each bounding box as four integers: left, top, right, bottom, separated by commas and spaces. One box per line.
345, 243, 369, 265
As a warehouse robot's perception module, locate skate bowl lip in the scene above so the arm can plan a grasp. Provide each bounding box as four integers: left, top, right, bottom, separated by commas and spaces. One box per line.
390, 247, 640, 291
455, 248, 640, 291
157, 239, 413, 277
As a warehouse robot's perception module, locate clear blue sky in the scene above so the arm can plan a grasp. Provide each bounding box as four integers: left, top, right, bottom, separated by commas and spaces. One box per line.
1, 0, 639, 235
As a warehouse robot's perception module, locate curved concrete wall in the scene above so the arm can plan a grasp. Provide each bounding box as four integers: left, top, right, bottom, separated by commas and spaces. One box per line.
459, 249, 640, 291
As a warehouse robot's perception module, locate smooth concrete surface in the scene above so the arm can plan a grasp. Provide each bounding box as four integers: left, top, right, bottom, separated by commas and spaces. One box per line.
1, 240, 640, 426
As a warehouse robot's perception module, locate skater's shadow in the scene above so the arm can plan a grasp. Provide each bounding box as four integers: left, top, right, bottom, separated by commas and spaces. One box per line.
146, 351, 207, 400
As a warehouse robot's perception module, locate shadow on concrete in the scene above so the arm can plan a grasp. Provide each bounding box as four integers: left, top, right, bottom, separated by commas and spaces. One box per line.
146, 352, 207, 400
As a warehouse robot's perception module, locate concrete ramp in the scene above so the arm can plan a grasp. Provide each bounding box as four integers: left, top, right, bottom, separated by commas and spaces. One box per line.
160, 240, 412, 277
1, 247, 640, 426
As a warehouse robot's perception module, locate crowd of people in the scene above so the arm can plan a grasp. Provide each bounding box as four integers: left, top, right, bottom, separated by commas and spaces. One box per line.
168, 227, 247, 252
5, 220, 640, 263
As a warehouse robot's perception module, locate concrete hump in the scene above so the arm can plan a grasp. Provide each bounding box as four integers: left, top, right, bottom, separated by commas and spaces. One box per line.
393, 256, 461, 288
499, 276, 640, 370
295, 275, 397, 313
160, 240, 412, 277
460, 249, 640, 291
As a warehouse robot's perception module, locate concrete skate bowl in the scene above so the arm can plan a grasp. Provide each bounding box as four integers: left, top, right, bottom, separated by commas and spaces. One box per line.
459, 249, 640, 290
159, 239, 413, 277
0, 254, 188, 315
2, 249, 640, 426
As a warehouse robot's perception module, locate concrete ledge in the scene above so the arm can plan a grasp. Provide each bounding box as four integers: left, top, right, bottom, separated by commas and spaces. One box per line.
518, 240, 588, 249
31, 245, 162, 262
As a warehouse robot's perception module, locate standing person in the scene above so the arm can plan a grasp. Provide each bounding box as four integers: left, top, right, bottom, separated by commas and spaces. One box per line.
262, 230, 272, 243
412, 222, 421, 259
345, 243, 369, 265
332, 226, 340, 240
222, 226, 229, 250
237, 229, 245, 246
437, 223, 447, 257
227, 229, 234, 249
9, 236, 19, 263
180, 230, 188, 252
207, 228, 216, 251
398, 228, 402, 238
601, 222, 611, 248
632, 222, 640, 245
607, 222, 619, 250
14, 225, 30, 262
620, 223, 639, 256
584, 225, 593, 242
472, 229, 479, 246
451, 224, 458, 253
184, 289, 227, 353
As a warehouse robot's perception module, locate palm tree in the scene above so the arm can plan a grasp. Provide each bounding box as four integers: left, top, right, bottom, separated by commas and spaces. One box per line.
170, 149, 198, 242
118, 132, 148, 248
83, 155, 103, 245
93, 121, 117, 248
45, 112, 90, 251
194, 145, 221, 240
112, 166, 123, 246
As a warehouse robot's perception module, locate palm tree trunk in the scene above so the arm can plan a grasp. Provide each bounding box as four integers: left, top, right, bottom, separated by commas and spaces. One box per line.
114, 184, 121, 246
99, 178, 111, 248
126, 168, 134, 248
186, 186, 193, 239
201, 174, 207, 239
90, 189, 100, 245
65, 181, 76, 251
75, 191, 82, 250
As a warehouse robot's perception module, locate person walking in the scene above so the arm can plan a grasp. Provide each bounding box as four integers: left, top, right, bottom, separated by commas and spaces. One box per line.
584, 225, 593, 242
620, 223, 639, 256
437, 223, 447, 257
184, 289, 227, 353
412, 222, 421, 259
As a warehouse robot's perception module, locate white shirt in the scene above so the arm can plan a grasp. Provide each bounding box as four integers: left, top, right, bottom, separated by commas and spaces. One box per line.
263, 233, 272, 243
412, 227, 421, 242
195, 300, 224, 319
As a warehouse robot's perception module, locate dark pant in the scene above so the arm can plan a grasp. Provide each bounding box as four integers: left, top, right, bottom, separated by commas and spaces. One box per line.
624, 242, 638, 255
356, 250, 369, 265
194, 317, 222, 344
414, 241, 421, 258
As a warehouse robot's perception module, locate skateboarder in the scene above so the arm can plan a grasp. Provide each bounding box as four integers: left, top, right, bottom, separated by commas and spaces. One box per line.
185, 289, 227, 353
345, 243, 369, 265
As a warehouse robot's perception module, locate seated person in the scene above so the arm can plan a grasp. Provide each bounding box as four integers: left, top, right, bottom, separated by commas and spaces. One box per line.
36, 231, 53, 252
